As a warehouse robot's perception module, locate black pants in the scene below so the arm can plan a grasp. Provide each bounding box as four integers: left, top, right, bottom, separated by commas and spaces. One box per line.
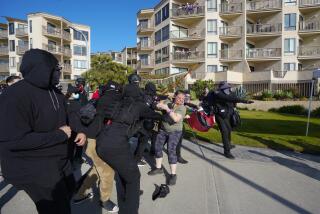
134, 134, 149, 161
215, 115, 232, 153
16, 175, 75, 214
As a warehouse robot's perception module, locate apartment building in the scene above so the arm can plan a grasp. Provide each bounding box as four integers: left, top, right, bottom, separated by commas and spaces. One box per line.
0, 12, 91, 81
136, 0, 320, 95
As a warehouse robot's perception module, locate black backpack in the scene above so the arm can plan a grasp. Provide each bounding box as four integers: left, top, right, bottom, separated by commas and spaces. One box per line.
230, 109, 241, 128
79, 100, 97, 125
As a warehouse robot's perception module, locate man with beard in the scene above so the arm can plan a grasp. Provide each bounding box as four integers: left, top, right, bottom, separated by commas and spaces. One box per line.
0, 49, 86, 214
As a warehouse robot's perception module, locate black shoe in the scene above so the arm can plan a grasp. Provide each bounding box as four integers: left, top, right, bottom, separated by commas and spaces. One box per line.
224, 152, 235, 159
177, 157, 188, 164
137, 160, 147, 167
73, 192, 94, 204
100, 200, 119, 213
148, 168, 163, 176
168, 174, 177, 186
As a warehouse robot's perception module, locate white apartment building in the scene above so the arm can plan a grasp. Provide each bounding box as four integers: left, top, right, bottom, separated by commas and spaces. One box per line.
137, 0, 320, 96
0, 12, 91, 81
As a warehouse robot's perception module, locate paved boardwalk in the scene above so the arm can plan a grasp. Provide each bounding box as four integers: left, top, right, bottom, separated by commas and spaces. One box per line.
1, 139, 320, 214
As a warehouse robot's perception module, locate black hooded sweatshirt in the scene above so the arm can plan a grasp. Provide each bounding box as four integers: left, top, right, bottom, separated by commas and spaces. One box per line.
0, 49, 70, 187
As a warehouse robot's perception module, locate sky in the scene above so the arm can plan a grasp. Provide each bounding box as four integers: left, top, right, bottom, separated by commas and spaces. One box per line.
1, 0, 159, 53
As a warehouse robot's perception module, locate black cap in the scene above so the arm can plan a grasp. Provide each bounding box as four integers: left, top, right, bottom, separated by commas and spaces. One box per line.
105, 80, 120, 91
75, 77, 86, 86
128, 73, 141, 84
218, 81, 231, 90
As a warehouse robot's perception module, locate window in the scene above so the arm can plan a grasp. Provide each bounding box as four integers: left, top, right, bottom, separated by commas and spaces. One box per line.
162, 46, 169, 62
155, 67, 170, 75
155, 11, 162, 26
155, 50, 162, 64
284, 63, 296, 71
207, 20, 217, 34
207, 42, 217, 57
140, 37, 149, 47
139, 54, 149, 65
29, 20, 32, 33
171, 67, 188, 74
207, 0, 217, 11
220, 65, 228, 72
9, 23, 14, 35
73, 45, 87, 56
284, 38, 296, 55
171, 25, 188, 38
162, 25, 169, 41
73, 60, 87, 69
207, 65, 218, 72
284, 0, 296, 5
284, 14, 296, 31
162, 4, 169, 21
9, 40, 15, 52
47, 23, 56, 34
73, 30, 89, 41
9, 57, 15, 67
155, 30, 161, 45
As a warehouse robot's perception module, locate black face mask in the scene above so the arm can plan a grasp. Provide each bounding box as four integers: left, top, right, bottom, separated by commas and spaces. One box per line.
51, 65, 62, 86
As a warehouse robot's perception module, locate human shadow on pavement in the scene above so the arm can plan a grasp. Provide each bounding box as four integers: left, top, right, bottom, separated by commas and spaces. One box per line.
182, 141, 313, 214
187, 139, 225, 157
249, 150, 320, 182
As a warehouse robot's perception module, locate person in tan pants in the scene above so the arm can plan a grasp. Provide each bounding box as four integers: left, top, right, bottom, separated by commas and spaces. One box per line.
74, 138, 119, 213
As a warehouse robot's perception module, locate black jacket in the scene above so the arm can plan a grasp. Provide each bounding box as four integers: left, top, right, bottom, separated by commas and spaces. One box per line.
0, 49, 71, 186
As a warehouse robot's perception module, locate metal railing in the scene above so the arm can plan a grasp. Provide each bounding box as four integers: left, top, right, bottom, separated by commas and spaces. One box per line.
298, 46, 320, 57
0, 30, 8, 38
171, 5, 205, 18
299, 0, 320, 7
171, 29, 204, 39
137, 20, 154, 32
42, 26, 61, 37
137, 60, 155, 69
220, 3, 243, 14
247, 23, 282, 34
220, 50, 243, 60
62, 63, 72, 73
171, 51, 205, 61
16, 27, 28, 37
137, 41, 154, 49
0, 63, 9, 73
62, 47, 71, 57
16, 45, 29, 55
43, 43, 62, 55
246, 48, 281, 58
62, 31, 71, 41
0, 46, 9, 55
219, 26, 242, 36
299, 21, 320, 31
247, 0, 282, 11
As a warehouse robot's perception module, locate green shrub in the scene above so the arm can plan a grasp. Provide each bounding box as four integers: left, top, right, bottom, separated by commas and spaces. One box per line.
268, 108, 278, 113
277, 105, 307, 115
191, 80, 214, 98
273, 90, 294, 100
261, 90, 273, 99
190, 90, 197, 100
312, 107, 320, 117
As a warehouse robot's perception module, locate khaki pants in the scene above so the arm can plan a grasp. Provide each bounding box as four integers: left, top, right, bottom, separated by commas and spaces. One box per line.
75, 138, 114, 202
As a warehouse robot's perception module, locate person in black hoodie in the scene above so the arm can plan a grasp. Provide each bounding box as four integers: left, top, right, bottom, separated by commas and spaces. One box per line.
0, 49, 86, 214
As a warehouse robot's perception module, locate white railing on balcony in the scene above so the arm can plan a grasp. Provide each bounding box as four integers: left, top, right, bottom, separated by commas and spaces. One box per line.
0, 63, 9, 73
298, 46, 320, 57
171, 5, 205, 17
16, 45, 29, 55
220, 49, 243, 60
247, 23, 282, 34
42, 26, 62, 37
246, 48, 281, 58
0, 46, 9, 55
171, 29, 204, 39
171, 51, 205, 61
16, 27, 28, 37
219, 26, 242, 36
0, 30, 8, 38
299, 21, 320, 31
220, 3, 243, 13
299, 0, 320, 7
247, 0, 282, 11
43, 43, 62, 54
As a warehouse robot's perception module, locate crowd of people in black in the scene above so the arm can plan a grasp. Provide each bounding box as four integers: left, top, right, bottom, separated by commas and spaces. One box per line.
0, 49, 253, 214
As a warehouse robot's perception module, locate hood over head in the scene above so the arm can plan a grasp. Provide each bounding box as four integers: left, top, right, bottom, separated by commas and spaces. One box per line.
20, 49, 59, 89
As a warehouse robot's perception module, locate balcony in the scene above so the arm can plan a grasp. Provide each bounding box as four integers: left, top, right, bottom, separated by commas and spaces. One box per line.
171, 51, 205, 64
0, 30, 8, 39
219, 26, 242, 39
62, 47, 72, 57
62, 63, 72, 73
219, 3, 243, 15
298, 46, 320, 59
0, 63, 9, 74
137, 41, 154, 51
137, 21, 154, 34
171, 5, 205, 19
220, 49, 243, 61
16, 45, 29, 55
0, 46, 9, 56
137, 60, 154, 70
43, 43, 62, 55
246, 48, 281, 60
170, 29, 205, 43
214, 70, 243, 83
62, 31, 71, 41
299, 0, 320, 8
299, 21, 320, 35
247, 23, 282, 36
42, 26, 62, 38
247, 0, 282, 12
16, 27, 28, 37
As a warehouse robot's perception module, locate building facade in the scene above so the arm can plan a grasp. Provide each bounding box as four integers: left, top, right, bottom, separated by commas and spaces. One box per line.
0, 12, 91, 81
136, 0, 320, 95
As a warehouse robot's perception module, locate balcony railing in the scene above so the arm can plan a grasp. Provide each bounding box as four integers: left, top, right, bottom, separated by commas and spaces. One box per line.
62, 47, 72, 57
171, 5, 205, 18
273, 70, 288, 78
137, 41, 154, 50
16, 45, 29, 55
220, 3, 243, 14
138, 60, 155, 69
62, 31, 71, 41
42, 26, 62, 38
299, 0, 320, 7
219, 26, 242, 36
298, 46, 320, 57
171, 29, 204, 40
0, 63, 9, 73
247, 23, 282, 34
246, 48, 281, 58
137, 20, 154, 32
16, 27, 28, 37
43, 43, 62, 55
299, 21, 320, 32
220, 50, 243, 60
171, 51, 205, 61
62, 63, 72, 73
0, 46, 9, 55
246, 0, 282, 11
0, 30, 8, 39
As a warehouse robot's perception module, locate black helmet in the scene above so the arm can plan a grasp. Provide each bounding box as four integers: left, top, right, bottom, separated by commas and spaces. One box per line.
145, 82, 157, 96
75, 77, 86, 86
128, 73, 141, 84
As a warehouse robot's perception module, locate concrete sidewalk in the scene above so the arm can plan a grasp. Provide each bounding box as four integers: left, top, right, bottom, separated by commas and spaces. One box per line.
1, 139, 320, 214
